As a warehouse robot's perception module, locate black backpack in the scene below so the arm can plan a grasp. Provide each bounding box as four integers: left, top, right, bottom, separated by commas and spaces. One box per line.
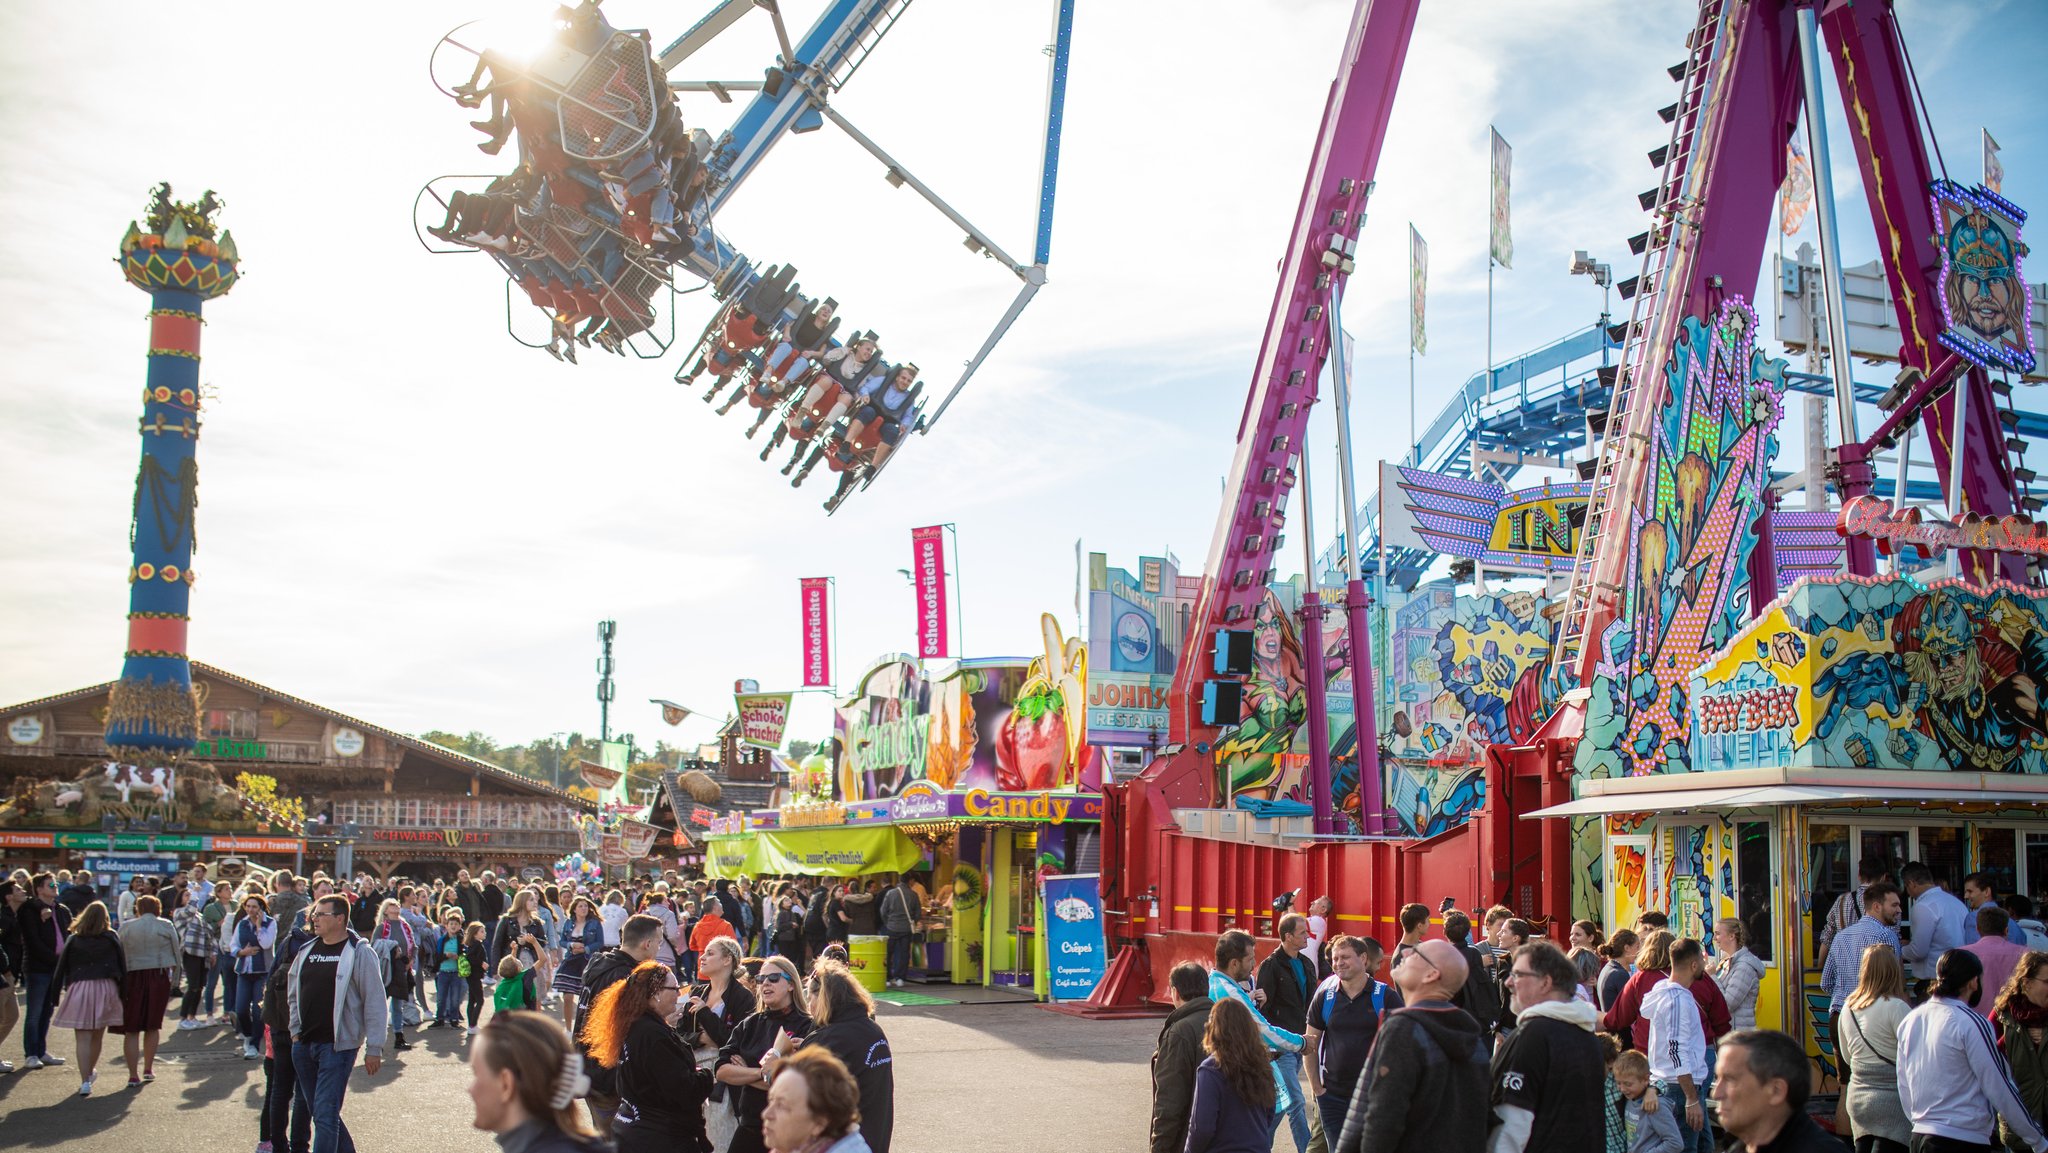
1453, 943, 1500, 1040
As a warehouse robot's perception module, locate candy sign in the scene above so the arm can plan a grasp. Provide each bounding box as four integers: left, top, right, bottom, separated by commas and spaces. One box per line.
735, 692, 793, 750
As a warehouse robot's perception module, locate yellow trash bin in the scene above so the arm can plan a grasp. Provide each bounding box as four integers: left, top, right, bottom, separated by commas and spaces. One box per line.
847, 935, 887, 993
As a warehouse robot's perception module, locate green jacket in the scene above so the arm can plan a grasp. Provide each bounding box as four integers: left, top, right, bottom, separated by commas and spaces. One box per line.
2000, 1011, 2048, 1152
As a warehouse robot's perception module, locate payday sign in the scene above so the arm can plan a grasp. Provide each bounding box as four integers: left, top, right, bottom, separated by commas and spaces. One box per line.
1837, 495, 2048, 559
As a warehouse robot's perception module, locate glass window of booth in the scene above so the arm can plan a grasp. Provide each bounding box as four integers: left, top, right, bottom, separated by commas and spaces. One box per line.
1920, 826, 1965, 893
1736, 820, 1772, 963
2027, 834, 2048, 906
1807, 824, 1849, 966
1978, 828, 2019, 899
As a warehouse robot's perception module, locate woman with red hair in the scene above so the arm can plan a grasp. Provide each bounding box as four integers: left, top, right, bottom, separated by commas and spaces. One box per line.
579, 960, 712, 1152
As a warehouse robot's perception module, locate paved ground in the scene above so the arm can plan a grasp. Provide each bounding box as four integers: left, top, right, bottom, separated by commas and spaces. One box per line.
0, 996, 1167, 1152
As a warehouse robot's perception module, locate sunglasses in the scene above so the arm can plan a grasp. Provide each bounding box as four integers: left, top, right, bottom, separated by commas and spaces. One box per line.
759, 972, 790, 985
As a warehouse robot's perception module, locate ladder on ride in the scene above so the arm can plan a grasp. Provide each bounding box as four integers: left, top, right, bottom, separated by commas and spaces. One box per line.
1552, 0, 1745, 685
822, 0, 914, 91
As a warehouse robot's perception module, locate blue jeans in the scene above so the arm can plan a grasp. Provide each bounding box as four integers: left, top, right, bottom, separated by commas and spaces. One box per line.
212, 954, 239, 1018
1274, 1054, 1310, 1152
1317, 1093, 1348, 1151
482, 918, 502, 969
1657, 1079, 1707, 1153
885, 932, 912, 982
292, 1041, 359, 1153
434, 971, 464, 1024
23, 971, 54, 1059
264, 1049, 312, 1153
236, 972, 267, 1040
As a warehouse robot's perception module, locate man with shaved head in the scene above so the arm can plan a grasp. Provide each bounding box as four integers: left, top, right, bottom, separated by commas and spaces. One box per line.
1334, 937, 1489, 1153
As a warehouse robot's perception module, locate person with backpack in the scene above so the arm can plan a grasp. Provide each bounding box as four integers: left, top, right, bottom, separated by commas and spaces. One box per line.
260, 920, 315, 1153
1303, 935, 1402, 1146
879, 875, 919, 988
372, 899, 417, 1052
1443, 911, 1501, 1051
429, 909, 467, 1029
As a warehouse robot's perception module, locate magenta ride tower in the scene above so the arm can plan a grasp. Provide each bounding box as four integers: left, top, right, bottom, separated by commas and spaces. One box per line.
103, 185, 239, 761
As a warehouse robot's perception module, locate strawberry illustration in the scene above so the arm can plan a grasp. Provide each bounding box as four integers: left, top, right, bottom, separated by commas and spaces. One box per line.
996, 681, 1070, 791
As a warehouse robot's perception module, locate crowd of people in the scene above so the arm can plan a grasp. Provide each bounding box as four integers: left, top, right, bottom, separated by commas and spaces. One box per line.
1149, 867, 2048, 1153
0, 864, 902, 1153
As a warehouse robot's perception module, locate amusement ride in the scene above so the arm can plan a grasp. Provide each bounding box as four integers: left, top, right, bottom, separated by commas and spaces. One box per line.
417, 0, 1074, 513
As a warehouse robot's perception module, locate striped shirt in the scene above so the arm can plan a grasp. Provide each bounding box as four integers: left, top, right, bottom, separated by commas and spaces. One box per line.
1820, 915, 1900, 1011
1897, 995, 2048, 1151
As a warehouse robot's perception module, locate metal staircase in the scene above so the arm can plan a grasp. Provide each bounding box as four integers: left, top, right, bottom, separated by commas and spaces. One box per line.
1551, 0, 1744, 684
822, 0, 914, 91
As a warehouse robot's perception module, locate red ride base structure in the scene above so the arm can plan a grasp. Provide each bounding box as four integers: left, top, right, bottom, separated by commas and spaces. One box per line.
1094, 0, 2021, 1007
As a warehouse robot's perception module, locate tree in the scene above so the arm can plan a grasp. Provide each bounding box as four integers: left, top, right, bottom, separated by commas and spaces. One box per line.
787, 739, 818, 761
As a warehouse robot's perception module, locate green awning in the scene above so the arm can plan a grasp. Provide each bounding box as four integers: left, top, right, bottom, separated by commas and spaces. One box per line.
705, 825, 924, 879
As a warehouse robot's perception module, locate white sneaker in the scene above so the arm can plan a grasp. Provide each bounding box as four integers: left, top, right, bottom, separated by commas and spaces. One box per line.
23, 1056, 43, 1070
42, 1054, 66, 1066
78, 1077, 94, 1097
242, 1041, 260, 1060
0, 1059, 15, 1073
465, 1027, 477, 1037
178, 1019, 202, 1031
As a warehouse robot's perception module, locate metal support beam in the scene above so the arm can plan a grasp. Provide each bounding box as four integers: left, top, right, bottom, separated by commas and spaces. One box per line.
814, 102, 1031, 277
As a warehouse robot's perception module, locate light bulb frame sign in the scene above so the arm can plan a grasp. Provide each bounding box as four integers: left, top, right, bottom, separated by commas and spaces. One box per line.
912, 525, 949, 659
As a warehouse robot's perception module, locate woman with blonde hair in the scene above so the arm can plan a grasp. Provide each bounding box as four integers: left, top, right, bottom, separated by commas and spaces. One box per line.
114, 893, 179, 1085
802, 961, 893, 1153
1839, 943, 1911, 1153
50, 901, 125, 1096
1994, 950, 2048, 1153
718, 954, 814, 1153
1603, 929, 1676, 1051
494, 888, 548, 972
578, 961, 711, 1152
468, 1009, 608, 1153
1709, 917, 1765, 1030
687, 935, 757, 1149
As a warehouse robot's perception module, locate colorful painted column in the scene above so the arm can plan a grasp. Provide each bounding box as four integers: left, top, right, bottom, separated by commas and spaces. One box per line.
104, 186, 239, 760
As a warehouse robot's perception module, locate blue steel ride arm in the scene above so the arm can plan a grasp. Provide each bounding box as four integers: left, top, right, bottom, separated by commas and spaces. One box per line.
1166, 0, 1422, 746
1034, 0, 1075, 267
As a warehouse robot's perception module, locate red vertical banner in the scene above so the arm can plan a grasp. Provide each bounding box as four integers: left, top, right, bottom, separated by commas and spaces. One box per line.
911, 525, 949, 658
800, 578, 832, 687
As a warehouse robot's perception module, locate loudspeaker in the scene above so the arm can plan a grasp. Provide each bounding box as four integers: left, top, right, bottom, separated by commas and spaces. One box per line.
1202, 680, 1245, 726
1212, 629, 1254, 676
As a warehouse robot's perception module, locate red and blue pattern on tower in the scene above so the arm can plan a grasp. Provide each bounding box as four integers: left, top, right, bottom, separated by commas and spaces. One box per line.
104, 184, 239, 760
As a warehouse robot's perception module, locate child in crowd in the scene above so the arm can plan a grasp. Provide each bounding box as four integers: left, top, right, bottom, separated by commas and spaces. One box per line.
1612, 1050, 1680, 1153
491, 954, 537, 1016
461, 922, 489, 1036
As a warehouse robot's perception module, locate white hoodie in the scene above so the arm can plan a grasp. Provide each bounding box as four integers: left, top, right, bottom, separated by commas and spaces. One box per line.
1642, 979, 1708, 1084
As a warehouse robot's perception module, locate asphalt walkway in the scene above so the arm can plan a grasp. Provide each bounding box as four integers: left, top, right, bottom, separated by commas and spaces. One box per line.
0, 995, 1166, 1151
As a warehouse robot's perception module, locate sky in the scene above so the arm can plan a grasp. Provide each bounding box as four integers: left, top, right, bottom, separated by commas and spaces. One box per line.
2, 0, 2043, 753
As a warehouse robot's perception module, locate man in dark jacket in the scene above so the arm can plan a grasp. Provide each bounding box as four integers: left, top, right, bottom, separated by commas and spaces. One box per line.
879, 875, 920, 988
57, 873, 98, 919
21, 873, 73, 1067
452, 869, 483, 926
1489, 941, 1604, 1153
479, 872, 507, 969
573, 913, 663, 1137
1337, 939, 1488, 1153
1256, 913, 1317, 1151
1150, 961, 1215, 1153
1443, 910, 1499, 1050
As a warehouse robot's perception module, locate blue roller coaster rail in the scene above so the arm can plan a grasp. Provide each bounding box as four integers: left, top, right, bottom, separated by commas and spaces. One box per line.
1325, 318, 2048, 590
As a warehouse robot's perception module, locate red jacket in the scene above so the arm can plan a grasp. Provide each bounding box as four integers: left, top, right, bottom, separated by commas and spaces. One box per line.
1602, 967, 1666, 1050
1601, 966, 1727, 1049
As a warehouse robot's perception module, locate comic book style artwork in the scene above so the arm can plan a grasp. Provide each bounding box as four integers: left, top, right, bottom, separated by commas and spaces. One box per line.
1573, 299, 1789, 783
1690, 575, 2048, 774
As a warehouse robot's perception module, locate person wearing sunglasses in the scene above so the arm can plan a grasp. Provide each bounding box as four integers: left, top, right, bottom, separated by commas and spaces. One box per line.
717, 955, 814, 1153
580, 960, 712, 1153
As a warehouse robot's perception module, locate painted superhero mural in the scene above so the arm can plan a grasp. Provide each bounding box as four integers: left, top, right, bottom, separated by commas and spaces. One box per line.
1213, 588, 1311, 804
1690, 575, 2048, 774
1376, 583, 1556, 836
1574, 299, 1789, 783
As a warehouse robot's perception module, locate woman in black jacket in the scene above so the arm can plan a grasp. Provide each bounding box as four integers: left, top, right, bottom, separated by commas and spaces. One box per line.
685, 936, 756, 1149
50, 901, 127, 1096
770, 893, 804, 961
716, 954, 813, 1153
803, 960, 896, 1153
582, 960, 713, 1153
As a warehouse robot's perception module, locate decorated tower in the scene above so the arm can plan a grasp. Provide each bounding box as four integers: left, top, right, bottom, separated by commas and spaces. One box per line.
104, 185, 239, 762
